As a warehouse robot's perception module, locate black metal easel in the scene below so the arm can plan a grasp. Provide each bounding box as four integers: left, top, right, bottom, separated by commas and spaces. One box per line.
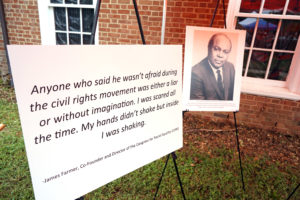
233, 112, 245, 191
89, 0, 146, 45
286, 183, 300, 200
154, 111, 187, 200
210, 0, 246, 192
77, 1, 185, 200
154, 152, 186, 200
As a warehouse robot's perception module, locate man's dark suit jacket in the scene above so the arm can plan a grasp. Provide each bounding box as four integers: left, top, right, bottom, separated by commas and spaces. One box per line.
190, 57, 235, 100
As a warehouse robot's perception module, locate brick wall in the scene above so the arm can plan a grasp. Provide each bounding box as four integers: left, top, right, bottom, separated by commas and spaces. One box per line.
190, 94, 300, 135
164, 0, 227, 44
98, 0, 227, 45
0, 0, 41, 81
99, 0, 163, 44
238, 94, 300, 134
3, 0, 41, 45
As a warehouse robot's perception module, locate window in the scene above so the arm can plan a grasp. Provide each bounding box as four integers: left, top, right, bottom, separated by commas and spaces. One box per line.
227, 0, 300, 99
38, 0, 98, 45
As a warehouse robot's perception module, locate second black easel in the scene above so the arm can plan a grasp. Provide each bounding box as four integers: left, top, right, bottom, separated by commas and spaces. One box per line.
286, 183, 300, 200
153, 111, 187, 200
210, 0, 246, 192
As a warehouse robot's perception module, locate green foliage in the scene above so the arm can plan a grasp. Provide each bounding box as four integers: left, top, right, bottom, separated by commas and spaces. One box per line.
0, 84, 299, 199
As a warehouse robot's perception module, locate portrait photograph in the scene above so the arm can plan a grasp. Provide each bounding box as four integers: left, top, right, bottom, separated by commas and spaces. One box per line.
183, 26, 246, 112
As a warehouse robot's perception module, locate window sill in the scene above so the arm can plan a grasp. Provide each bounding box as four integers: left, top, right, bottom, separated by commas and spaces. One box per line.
241, 81, 300, 101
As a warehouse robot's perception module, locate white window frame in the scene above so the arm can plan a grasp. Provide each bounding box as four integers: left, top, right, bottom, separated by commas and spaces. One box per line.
227, 0, 300, 100
37, 0, 98, 45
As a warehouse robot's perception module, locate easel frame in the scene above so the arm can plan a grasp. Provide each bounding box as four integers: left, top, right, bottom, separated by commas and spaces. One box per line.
154, 112, 187, 200
89, 0, 146, 45
209, 0, 246, 192
76, 0, 186, 199
286, 183, 300, 200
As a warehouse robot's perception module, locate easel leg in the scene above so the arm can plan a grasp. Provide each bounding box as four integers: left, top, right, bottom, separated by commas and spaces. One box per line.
154, 154, 170, 199
171, 152, 186, 200
233, 112, 246, 191
286, 183, 300, 200
154, 152, 186, 200
209, 0, 220, 27
89, 0, 102, 44
132, 0, 146, 44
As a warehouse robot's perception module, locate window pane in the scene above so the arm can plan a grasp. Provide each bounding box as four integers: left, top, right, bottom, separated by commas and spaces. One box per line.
68, 8, 80, 32
287, 0, 300, 15
69, 33, 81, 44
83, 34, 92, 44
247, 51, 270, 78
268, 53, 292, 81
56, 33, 67, 44
54, 7, 66, 31
240, 0, 262, 13
254, 19, 278, 49
243, 50, 249, 76
82, 8, 94, 32
80, 0, 93, 5
263, 0, 286, 14
66, 0, 77, 4
236, 17, 256, 47
276, 20, 300, 51
51, 0, 63, 3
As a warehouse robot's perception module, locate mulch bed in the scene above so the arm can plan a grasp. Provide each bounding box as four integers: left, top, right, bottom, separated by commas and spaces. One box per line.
183, 113, 300, 170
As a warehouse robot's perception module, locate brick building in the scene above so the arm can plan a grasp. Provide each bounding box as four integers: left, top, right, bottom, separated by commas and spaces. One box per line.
0, 0, 300, 135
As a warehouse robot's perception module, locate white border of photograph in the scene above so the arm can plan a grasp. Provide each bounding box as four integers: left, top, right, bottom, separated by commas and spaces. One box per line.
183, 26, 246, 111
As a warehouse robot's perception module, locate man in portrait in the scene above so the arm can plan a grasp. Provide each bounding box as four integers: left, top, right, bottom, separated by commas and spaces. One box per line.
190, 33, 235, 100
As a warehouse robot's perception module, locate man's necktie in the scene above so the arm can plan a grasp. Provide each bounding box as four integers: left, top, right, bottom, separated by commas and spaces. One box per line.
217, 70, 225, 99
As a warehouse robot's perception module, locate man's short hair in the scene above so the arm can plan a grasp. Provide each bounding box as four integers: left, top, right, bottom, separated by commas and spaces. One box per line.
208, 33, 232, 51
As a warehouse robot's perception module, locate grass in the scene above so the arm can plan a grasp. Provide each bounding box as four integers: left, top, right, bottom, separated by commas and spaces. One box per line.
0, 81, 299, 199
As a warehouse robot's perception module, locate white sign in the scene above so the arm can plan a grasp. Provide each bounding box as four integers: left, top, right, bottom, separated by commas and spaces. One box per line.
8, 45, 183, 200
183, 26, 246, 111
